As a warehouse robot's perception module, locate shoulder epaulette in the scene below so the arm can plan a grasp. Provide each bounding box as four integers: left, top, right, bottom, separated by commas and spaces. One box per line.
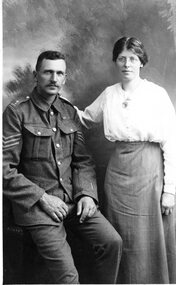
10, 95, 30, 107
60, 96, 74, 107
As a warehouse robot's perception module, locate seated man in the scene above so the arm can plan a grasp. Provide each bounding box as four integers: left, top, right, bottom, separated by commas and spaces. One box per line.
3, 50, 122, 284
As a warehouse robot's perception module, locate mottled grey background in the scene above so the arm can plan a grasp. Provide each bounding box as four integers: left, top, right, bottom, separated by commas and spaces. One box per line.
3, 0, 176, 110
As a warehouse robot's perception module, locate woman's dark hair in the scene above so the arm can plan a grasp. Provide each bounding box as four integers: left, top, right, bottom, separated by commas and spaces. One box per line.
35, 50, 66, 71
112, 37, 148, 66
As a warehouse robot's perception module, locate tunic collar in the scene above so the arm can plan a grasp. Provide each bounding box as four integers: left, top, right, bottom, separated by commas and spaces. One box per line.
30, 88, 64, 113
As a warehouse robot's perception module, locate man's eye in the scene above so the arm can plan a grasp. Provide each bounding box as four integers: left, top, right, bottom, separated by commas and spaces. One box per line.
57, 72, 64, 76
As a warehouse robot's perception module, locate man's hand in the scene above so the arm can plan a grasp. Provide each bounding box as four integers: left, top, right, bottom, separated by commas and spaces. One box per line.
77, 196, 97, 223
39, 193, 68, 222
161, 192, 175, 215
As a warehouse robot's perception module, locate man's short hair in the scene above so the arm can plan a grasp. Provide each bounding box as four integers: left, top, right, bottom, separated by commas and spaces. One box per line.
36, 51, 66, 71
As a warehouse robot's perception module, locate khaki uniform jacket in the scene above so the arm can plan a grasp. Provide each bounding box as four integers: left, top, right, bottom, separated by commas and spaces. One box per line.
3, 88, 98, 226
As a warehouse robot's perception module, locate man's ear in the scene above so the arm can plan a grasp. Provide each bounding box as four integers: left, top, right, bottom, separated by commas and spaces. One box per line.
63, 74, 67, 85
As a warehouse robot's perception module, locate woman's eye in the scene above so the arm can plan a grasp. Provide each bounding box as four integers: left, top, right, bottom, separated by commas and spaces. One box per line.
117, 57, 125, 62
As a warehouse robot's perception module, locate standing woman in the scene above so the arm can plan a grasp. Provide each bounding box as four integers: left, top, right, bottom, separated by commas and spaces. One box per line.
77, 37, 176, 284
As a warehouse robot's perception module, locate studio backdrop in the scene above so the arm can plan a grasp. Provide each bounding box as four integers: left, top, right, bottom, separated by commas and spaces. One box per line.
3, 0, 176, 204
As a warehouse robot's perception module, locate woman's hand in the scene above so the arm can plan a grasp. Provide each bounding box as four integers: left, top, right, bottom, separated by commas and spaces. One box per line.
161, 193, 175, 215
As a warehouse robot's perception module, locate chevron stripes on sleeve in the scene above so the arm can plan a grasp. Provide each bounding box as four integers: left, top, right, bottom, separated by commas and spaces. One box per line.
3, 133, 21, 150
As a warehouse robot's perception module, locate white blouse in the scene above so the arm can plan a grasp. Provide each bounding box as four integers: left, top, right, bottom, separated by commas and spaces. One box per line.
78, 79, 176, 195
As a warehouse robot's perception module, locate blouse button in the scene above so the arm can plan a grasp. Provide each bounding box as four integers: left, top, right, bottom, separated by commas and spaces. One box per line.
50, 111, 54, 116
52, 127, 57, 132
56, 143, 60, 148
122, 102, 128, 108
37, 131, 41, 135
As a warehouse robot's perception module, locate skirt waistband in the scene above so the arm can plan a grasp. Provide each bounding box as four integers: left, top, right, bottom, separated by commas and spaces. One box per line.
115, 140, 160, 146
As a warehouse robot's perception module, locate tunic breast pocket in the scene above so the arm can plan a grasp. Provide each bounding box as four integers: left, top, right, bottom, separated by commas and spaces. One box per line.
22, 124, 53, 160
58, 119, 78, 156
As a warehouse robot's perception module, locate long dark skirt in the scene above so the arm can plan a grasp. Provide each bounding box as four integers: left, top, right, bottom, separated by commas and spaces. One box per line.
104, 141, 176, 284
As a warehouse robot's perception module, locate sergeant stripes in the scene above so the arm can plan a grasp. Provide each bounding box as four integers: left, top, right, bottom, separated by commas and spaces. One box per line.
3, 133, 21, 149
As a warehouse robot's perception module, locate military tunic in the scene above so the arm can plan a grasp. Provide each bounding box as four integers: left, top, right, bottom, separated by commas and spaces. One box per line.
3, 88, 98, 226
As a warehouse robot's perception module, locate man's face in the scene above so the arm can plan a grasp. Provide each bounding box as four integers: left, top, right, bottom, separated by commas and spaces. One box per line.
35, 59, 66, 97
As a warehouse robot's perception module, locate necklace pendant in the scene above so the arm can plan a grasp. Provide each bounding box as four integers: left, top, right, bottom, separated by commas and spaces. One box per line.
122, 101, 128, 108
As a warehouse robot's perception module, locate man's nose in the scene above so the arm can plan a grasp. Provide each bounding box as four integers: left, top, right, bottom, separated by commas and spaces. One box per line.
51, 72, 57, 82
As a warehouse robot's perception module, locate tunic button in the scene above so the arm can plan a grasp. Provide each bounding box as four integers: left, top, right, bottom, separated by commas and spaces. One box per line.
26, 96, 30, 99
56, 143, 60, 148
60, 178, 63, 182
37, 131, 41, 135
52, 127, 57, 132
50, 111, 54, 116
57, 161, 61, 165
70, 128, 74, 132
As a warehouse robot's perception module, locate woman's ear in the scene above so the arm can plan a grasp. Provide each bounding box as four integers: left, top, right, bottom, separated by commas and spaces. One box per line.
33, 71, 37, 82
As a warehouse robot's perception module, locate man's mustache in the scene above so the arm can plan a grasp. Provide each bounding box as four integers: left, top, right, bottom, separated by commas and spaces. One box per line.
46, 84, 58, 87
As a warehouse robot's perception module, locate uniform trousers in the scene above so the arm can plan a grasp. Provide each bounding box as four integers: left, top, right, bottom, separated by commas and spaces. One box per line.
25, 208, 122, 284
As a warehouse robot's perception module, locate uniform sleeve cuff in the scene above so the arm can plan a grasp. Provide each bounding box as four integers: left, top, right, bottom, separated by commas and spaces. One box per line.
74, 190, 98, 203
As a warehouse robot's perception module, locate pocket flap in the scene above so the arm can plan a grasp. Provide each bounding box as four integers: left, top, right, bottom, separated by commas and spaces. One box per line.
58, 120, 79, 134
24, 125, 53, 136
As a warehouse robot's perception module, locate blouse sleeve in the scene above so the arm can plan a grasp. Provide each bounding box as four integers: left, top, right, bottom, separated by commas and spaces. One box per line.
77, 90, 105, 129
159, 89, 176, 195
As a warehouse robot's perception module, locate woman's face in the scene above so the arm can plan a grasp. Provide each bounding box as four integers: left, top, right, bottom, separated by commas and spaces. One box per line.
116, 48, 143, 82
